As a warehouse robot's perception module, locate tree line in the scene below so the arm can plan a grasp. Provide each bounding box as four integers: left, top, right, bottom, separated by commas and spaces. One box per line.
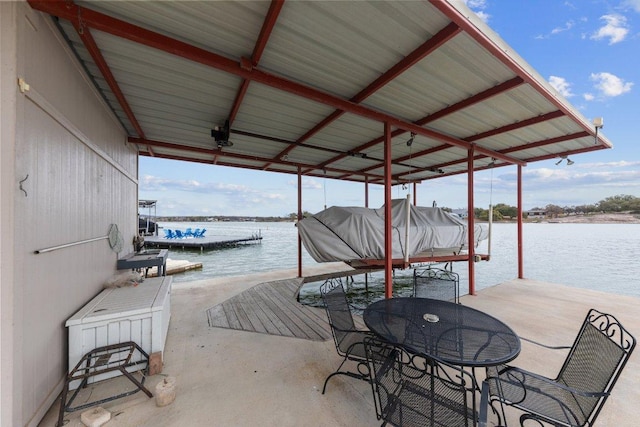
154, 194, 639, 222
290, 194, 640, 221
473, 194, 640, 220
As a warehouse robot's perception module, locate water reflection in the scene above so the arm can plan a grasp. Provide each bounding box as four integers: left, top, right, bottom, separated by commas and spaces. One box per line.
158, 221, 640, 299
298, 271, 415, 313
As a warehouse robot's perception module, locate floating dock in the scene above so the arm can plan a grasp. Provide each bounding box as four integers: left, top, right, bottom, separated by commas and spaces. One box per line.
143, 233, 262, 251
146, 259, 203, 277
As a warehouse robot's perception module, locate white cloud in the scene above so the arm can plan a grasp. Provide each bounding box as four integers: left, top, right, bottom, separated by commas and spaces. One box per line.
621, 0, 640, 13
140, 174, 288, 210
551, 20, 575, 35
590, 72, 633, 97
521, 163, 640, 192
581, 160, 640, 168
590, 14, 629, 44
549, 76, 574, 97
474, 11, 490, 23
457, 161, 640, 209
307, 180, 323, 190
463, 0, 490, 22
290, 178, 323, 190
464, 0, 488, 9
583, 93, 595, 101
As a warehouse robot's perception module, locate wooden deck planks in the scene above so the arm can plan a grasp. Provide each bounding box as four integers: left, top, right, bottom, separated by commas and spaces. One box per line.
258, 280, 329, 340
206, 279, 332, 341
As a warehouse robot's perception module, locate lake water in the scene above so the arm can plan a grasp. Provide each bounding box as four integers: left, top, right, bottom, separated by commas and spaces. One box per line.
157, 221, 640, 308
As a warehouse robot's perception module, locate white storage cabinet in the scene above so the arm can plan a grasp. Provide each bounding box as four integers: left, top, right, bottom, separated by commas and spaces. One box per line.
65, 276, 172, 389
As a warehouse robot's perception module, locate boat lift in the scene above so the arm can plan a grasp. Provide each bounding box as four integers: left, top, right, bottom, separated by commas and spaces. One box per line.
138, 199, 157, 236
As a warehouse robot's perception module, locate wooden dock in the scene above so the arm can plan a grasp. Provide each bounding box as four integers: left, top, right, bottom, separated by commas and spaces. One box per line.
143, 234, 262, 250
206, 279, 332, 341
145, 259, 203, 277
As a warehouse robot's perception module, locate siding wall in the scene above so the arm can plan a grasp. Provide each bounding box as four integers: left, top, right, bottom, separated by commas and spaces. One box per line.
4, 3, 139, 426
1, 2, 19, 426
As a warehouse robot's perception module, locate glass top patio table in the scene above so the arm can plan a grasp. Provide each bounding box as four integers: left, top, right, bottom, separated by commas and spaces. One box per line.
363, 297, 521, 367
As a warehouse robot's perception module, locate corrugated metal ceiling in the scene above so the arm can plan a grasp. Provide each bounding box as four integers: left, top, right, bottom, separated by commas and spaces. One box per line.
29, 0, 611, 186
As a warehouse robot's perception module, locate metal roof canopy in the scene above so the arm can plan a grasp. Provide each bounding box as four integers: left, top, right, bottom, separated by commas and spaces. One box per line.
29, 0, 613, 296
29, 0, 611, 188
138, 200, 157, 209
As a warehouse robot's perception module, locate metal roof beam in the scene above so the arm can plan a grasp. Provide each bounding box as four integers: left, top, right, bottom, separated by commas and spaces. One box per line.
465, 110, 564, 143
137, 149, 384, 185
130, 137, 385, 181
228, 0, 284, 125
418, 76, 524, 124
355, 110, 567, 178
270, 22, 462, 165
350, 110, 560, 178
431, 0, 610, 149
69, 15, 145, 141
305, 76, 526, 175
523, 144, 605, 163
28, 0, 525, 168
413, 140, 606, 182
394, 131, 590, 180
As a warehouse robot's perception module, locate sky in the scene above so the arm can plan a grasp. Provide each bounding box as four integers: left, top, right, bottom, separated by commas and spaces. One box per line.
139, 0, 640, 217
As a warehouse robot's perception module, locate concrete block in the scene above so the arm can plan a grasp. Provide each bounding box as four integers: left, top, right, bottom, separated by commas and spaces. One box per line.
80, 407, 111, 427
155, 376, 177, 407
149, 351, 163, 376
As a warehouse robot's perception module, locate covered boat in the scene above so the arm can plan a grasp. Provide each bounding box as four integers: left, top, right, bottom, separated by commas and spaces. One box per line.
297, 199, 488, 264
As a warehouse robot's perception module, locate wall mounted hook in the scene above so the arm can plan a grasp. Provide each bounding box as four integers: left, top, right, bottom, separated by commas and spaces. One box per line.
19, 174, 29, 197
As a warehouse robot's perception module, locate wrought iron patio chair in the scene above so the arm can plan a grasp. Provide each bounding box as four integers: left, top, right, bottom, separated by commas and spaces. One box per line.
484, 308, 635, 427
364, 336, 480, 427
320, 277, 374, 394
413, 267, 460, 303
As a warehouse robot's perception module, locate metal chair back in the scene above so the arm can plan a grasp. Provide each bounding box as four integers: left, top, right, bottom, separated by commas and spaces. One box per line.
486, 308, 635, 427
413, 267, 460, 303
556, 309, 635, 424
364, 336, 477, 426
319, 278, 372, 394
320, 278, 357, 356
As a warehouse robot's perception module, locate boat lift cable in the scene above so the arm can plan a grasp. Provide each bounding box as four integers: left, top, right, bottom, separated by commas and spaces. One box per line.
487, 160, 494, 259
323, 168, 327, 210
403, 139, 414, 264
404, 194, 411, 264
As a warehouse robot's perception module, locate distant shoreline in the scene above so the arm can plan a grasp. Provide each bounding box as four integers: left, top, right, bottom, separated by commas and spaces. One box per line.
524, 213, 640, 224
151, 212, 640, 225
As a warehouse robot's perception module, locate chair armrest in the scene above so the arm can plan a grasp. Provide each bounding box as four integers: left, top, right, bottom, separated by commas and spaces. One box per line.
495, 366, 610, 399
519, 336, 571, 350
331, 324, 371, 334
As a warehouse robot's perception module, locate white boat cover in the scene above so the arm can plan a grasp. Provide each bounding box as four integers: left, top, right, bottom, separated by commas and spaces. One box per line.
297, 199, 488, 263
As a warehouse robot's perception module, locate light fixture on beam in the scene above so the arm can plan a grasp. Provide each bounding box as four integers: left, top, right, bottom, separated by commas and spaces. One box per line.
593, 117, 604, 144
347, 151, 367, 158
211, 119, 232, 149
406, 132, 416, 147
555, 156, 574, 166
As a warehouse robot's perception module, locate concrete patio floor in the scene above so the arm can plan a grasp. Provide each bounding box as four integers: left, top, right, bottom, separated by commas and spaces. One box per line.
39, 264, 639, 427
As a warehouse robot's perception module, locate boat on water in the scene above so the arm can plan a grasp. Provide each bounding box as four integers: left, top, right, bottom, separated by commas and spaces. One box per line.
297, 198, 488, 265
138, 217, 157, 235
